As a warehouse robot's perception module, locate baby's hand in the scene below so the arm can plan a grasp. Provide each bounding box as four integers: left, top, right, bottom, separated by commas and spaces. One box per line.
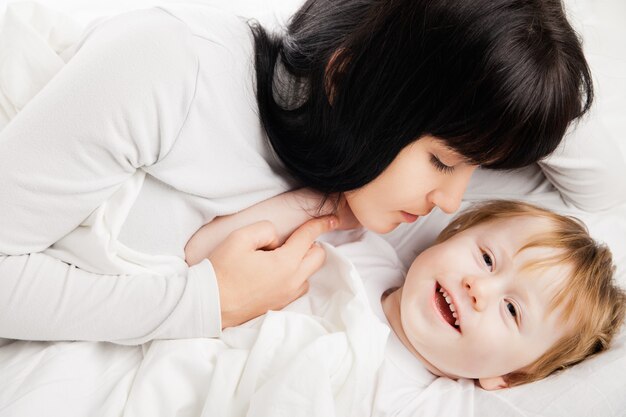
333, 194, 361, 230
183, 189, 360, 267
185, 221, 218, 266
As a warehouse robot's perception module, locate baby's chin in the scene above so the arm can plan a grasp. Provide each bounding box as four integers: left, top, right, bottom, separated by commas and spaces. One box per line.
423, 358, 506, 383
384, 289, 458, 379
394, 315, 511, 384
405, 346, 461, 379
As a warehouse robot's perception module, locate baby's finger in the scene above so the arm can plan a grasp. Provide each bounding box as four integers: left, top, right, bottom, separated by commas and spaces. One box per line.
229, 220, 279, 251
280, 216, 336, 260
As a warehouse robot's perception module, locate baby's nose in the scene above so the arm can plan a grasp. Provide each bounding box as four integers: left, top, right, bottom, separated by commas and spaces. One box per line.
462, 276, 487, 311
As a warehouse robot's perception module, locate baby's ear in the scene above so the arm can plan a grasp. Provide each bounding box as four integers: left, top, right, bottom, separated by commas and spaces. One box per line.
478, 376, 508, 390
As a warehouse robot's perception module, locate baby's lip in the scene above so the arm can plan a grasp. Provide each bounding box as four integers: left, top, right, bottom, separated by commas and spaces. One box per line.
435, 282, 462, 333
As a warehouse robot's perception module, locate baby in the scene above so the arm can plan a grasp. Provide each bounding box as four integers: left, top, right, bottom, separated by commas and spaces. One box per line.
378, 199, 626, 389
185, 192, 625, 395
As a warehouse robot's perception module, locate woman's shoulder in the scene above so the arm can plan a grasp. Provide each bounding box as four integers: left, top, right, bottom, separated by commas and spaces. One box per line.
149, 5, 258, 83
68, 7, 201, 89
156, 4, 255, 50
76, 8, 193, 53
73, 5, 253, 71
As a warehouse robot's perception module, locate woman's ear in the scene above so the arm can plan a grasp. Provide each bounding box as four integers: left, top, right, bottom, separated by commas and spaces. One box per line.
477, 376, 509, 390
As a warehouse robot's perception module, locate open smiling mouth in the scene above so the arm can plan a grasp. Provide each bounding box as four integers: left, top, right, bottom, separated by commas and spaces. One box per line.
435, 282, 461, 333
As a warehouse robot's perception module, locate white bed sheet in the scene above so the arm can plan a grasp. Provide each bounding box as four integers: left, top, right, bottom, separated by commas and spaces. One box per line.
1, 1, 625, 416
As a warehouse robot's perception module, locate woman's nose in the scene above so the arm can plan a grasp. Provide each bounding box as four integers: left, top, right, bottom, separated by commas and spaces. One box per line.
462, 275, 489, 312
429, 188, 463, 214
429, 166, 476, 214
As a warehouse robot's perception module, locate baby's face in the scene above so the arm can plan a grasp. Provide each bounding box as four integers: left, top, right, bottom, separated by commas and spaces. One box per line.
398, 216, 573, 384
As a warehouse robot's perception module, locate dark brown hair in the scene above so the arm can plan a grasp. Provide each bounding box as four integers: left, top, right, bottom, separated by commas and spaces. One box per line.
250, 0, 593, 193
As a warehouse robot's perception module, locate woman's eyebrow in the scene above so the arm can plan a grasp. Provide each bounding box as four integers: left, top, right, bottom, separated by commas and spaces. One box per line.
440, 144, 474, 165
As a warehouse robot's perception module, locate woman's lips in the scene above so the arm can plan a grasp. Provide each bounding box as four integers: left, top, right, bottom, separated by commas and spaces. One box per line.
401, 211, 419, 223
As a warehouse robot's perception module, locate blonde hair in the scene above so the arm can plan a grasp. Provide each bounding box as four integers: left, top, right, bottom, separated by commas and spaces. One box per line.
436, 200, 626, 387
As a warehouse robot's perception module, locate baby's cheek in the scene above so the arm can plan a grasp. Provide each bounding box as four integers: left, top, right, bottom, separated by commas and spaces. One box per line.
453, 333, 507, 374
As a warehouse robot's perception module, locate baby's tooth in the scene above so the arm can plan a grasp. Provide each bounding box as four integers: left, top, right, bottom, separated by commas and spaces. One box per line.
449, 304, 455, 312
455, 320, 460, 326
452, 312, 458, 318
445, 296, 451, 304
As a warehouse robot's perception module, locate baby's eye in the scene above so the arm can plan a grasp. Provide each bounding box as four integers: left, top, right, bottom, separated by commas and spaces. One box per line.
482, 252, 493, 271
506, 301, 517, 318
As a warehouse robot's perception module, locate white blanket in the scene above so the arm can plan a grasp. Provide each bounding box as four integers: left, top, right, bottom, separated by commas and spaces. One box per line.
124, 244, 388, 417
0, 242, 388, 417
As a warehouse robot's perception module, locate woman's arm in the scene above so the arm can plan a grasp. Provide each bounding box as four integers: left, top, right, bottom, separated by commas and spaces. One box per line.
0, 10, 216, 343
0, 253, 221, 344
0, 9, 197, 254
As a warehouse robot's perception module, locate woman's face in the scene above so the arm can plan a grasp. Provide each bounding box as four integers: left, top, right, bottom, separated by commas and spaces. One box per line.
344, 136, 477, 233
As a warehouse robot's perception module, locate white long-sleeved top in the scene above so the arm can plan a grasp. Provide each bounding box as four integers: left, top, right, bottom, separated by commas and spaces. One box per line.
1, 3, 624, 345
0, 5, 292, 344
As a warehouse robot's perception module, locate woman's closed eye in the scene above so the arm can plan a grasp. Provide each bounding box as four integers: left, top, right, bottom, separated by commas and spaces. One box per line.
430, 154, 455, 174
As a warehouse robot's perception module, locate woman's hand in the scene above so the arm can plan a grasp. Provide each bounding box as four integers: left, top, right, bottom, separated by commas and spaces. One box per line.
209, 216, 337, 329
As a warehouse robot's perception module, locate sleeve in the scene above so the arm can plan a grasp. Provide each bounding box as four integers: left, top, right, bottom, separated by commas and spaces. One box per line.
0, 9, 223, 343
0, 254, 221, 344
538, 114, 626, 212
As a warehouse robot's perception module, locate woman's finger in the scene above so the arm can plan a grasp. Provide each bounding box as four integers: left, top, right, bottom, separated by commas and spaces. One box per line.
296, 280, 310, 298
286, 281, 310, 307
273, 280, 310, 312
292, 243, 326, 284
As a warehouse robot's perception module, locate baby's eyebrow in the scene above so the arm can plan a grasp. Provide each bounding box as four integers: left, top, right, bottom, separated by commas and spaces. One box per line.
516, 284, 532, 332
517, 269, 563, 333
508, 256, 536, 331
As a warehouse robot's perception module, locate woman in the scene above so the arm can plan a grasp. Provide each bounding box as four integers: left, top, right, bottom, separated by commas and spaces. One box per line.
0, 0, 592, 343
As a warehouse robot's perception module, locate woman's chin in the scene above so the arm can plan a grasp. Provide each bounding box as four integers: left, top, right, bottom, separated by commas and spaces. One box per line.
361, 219, 398, 234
